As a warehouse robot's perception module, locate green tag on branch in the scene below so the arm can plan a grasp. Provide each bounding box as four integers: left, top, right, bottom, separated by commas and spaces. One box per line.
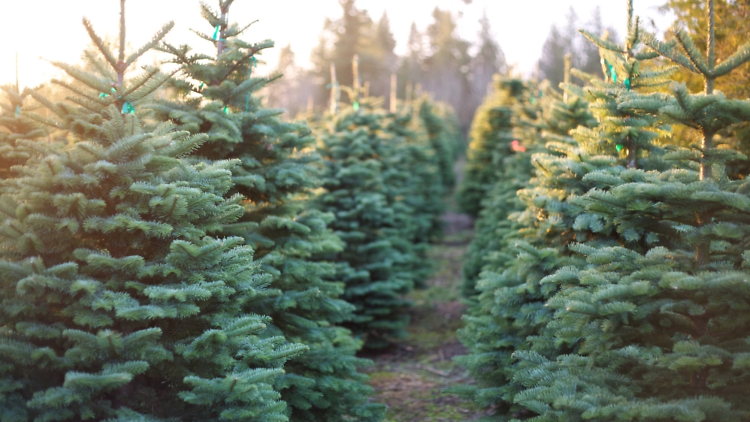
199, 82, 205, 90
353, 101, 360, 111
624, 78, 632, 91
616, 143, 625, 152
223, 106, 230, 114
121, 101, 136, 114
213, 25, 220, 40
15, 105, 20, 116
111, 87, 116, 93
99, 93, 109, 98
604, 60, 617, 83
530, 97, 536, 104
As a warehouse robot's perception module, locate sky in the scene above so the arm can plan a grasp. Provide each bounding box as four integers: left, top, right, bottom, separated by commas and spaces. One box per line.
0, 0, 675, 89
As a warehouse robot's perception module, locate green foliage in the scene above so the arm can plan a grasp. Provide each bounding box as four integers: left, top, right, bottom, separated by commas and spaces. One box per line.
460, 77, 547, 297
313, 98, 418, 349
455, 5, 683, 417
0, 115, 305, 421
457, 2, 750, 421
0, 7, 313, 421
0, 86, 47, 183
147, 2, 385, 420
457, 76, 526, 217
416, 96, 462, 192
382, 107, 446, 286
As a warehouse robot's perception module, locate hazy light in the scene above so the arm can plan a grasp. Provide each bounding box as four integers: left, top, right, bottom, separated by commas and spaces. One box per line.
0, 0, 672, 88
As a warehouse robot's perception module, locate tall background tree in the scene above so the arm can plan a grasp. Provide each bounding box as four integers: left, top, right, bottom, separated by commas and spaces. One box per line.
539, 7, 618, 90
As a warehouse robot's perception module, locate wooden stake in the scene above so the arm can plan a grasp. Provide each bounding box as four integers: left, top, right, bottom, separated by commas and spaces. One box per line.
352, 54, 360, 105
330, 63, 338, 115
390, 73, 397, 113
563, 53, 571, 103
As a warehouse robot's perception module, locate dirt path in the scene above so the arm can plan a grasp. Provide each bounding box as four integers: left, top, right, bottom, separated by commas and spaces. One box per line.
363, 212, 487, 421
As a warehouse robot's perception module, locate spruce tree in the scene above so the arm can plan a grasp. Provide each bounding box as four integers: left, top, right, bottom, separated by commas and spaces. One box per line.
460, 76, 545, 297
511, 1, 750, 420
382, 104, 445, 286
313, 71, 417, 348
0, 84, 47, 182
0, 4, 305, 420
415, 96, 461, 193
457, 76, 526, 217
147, 2, 385, 420
455, 11, 676, 416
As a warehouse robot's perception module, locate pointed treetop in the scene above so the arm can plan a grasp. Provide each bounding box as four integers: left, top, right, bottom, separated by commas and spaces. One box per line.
643, 0, 750, 94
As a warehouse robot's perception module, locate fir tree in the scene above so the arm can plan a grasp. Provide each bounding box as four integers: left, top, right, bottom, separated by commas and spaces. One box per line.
460, 76, 543, 297
382, 104, 445, 287
314, 70, 417, 348
456, 10, 676, 416
511, 1, 750, 420
148, 2, 385, 420
416, 95, 462, 192
457, 76, 526, 217
0, 83, 47, 182
0, 3, 305, 420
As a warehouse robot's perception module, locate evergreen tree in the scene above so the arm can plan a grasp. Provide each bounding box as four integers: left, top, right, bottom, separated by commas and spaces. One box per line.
471, 10, 507, 100
382, 99, 449, 287
0, 4, 305, 420
455, 8, 676, 416
313, 81, 417, 348
311, 0, 393, 102
460, 76, 546, 297
396, 22, 425, 100
659, 0, 750, 178
0, 85, 46, 183
511, 2, 750, 420
457, 76, 526, 217
423, 7, 473, 127
539, 7, 616, 91
148, 2, 384, 420
416, 95, 461, 192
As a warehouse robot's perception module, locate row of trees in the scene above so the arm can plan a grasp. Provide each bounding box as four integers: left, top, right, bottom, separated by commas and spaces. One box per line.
456, 0, 750, 420
0, 1, 461, 420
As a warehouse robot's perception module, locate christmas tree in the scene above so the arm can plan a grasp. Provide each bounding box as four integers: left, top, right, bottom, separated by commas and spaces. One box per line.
314, 64, 417, 348
415, 95, 462, 193
0, 80, 47, 183
147, 2, 385, 420
511, 1, 750, 420
460, 76, 546, 297
455, 9, 677, 417
0, 3, 305, 420
457, 76, 526, 217
381, 104, 445, 287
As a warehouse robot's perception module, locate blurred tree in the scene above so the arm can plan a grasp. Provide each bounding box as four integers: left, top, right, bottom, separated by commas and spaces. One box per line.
396, 23, 425, 99
659, 0, 750, 178
422, 7, 473, 128
311, 0, 393, 103
266, 45, 318, 117
470, 10, 507, 101
372, 12, 398, 110
539, 7, 616, 89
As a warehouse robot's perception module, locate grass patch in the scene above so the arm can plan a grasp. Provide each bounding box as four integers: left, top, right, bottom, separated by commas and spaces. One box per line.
364, 220, 487, 421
